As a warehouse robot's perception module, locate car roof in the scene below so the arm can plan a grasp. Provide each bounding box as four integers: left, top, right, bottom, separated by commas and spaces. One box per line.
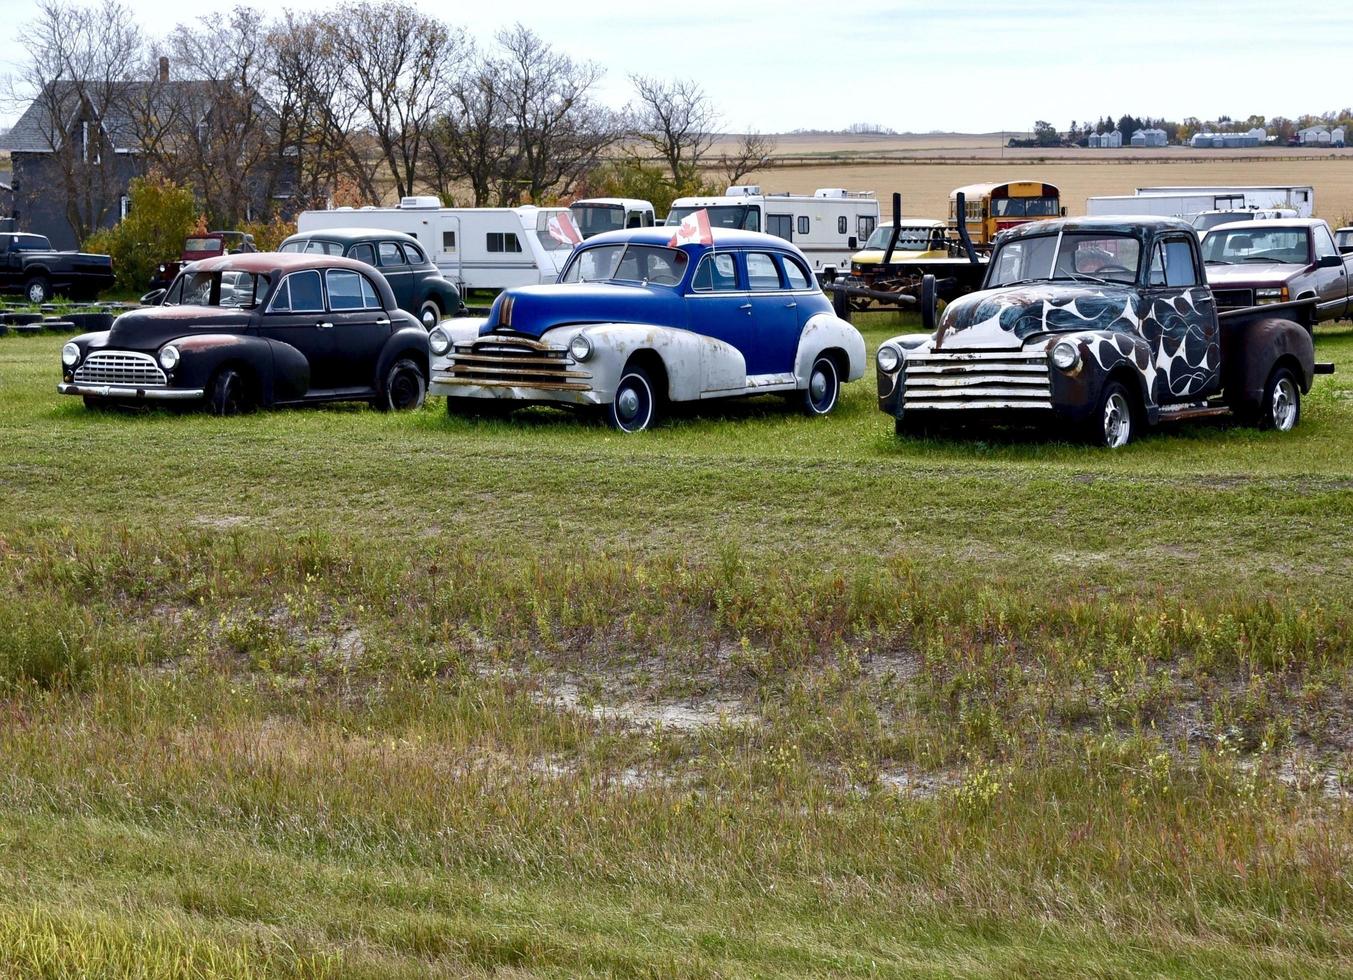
280, 227, 424, 246
571, 198, 650, 209
1206, 218, 1320, 233
580, 226, 809, 254
190, 252, 383, 275
999, 214, 1194, 240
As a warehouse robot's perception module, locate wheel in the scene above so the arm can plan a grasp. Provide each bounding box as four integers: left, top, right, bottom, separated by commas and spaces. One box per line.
1088, 380, 1136, 448
799, 355, 840, 417
417, 299, 442, 330
1258, 366, 1300, 432
894, 415, 934, 438
24, 276, 50, 305
608, 366, 657, 432
208, 367, 252, 416
378, 357, 427, 412
83, 396, 109, 411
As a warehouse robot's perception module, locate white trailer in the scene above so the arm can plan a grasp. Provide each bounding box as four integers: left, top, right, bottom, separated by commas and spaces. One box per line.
665, 185, 880, 278
1085, 193, 1227, 220
569, 198, 656, 238
297, 198, 574, 294
1136, 185, 1314, 216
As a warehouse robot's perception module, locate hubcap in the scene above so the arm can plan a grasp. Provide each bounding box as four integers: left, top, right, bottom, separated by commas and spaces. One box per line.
1273, 378, 1297, 430
28, 284, 43, 302
616, 387, 641, 421
810, 369, 828, 401
421, 307, 436, 327
1103, 392, 1131, 447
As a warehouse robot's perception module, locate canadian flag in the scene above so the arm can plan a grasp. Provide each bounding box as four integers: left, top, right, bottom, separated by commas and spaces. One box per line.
668, 209, 713, 247
547, 211, 583, 246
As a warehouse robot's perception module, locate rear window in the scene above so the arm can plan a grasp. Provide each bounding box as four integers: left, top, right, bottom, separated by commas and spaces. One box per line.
280, 239, 341, 256
185, 237, 224, 253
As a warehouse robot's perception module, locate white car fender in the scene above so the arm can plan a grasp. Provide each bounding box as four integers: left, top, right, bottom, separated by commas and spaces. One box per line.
540, 323, 745, 403
794, 312, 867, 384
429, 316, 488, 374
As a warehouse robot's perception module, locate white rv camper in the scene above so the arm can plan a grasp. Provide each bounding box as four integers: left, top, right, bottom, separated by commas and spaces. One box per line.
1086, 186, 1315, 221
297, 198, 573, 294
665, 186, 880, 278
569, 198, 656, 238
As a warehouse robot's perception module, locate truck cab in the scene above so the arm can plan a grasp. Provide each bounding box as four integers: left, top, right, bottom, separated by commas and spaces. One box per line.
569, 198, 655, 238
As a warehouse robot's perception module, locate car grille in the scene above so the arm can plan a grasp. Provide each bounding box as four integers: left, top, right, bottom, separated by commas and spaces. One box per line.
443, 339, 591, 391
1212, 288, 1254, 309
74, 351, 167, 388
903, 350, 1051, 410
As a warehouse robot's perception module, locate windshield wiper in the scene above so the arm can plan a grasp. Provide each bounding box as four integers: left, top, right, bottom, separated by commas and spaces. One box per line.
1241, 256, 1281, 263
1062, 271, 1113, 286
1205, 259, 1232, 265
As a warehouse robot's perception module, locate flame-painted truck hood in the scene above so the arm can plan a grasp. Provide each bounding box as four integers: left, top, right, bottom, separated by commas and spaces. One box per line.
935, 282, 1141, 350
481, 283, 684, 339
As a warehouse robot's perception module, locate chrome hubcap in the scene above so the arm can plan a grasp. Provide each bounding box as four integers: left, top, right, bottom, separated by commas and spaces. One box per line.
421, 307, 436, 327
1273, 378, 1297, 430
28, 284, 42, 302
1103, 392, 1131, 447
810, 369, 827, 401
616, 387, 641, 421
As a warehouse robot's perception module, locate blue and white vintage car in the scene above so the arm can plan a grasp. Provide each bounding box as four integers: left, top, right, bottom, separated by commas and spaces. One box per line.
427, 228, 866, 431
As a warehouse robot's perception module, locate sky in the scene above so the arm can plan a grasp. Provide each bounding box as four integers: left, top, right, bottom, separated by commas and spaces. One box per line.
1, 0, 1350, 133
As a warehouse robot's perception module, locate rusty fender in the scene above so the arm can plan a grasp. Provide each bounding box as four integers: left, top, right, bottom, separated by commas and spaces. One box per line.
1220, 315, 1316, 405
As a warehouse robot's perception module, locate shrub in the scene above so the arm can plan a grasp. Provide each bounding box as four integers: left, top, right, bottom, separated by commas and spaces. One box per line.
84, 176, 198, 292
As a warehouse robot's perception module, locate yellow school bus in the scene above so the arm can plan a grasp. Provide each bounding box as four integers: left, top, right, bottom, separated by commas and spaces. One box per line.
948, 181, 1061, 246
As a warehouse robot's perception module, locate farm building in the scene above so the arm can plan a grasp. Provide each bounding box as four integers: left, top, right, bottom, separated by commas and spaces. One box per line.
1189, 129, 1263, 149
1130, 128, 1167, 148
1297, 126, 1344, 146
1089, 130, 1123, 148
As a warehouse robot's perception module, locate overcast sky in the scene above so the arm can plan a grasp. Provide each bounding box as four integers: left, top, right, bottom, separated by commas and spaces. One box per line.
1, 0, 1349, 132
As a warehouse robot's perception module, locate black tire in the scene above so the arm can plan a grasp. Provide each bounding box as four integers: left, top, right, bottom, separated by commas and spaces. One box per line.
83, 396, 109, 411
894, 415, 934, 438
799, 355, 840, 417
417, 299, 442, 330
1257, 365, 1300, 432
378, 357, 427, 412
608, 365, 658, 432
1087, 380, 1136, 448
24, 276, 50, 305
207, 367, 252, 417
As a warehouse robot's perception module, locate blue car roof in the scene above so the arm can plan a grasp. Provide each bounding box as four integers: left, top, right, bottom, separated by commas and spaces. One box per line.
582, 227, 803, 253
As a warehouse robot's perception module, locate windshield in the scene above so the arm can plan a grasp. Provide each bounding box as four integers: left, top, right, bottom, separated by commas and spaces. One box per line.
1202, 228, 1310, 265
666, 205, 760, 231
560, 244, 689, 286
988, 232, 1142, 287
863, 225, 944, 251
1192, 212, 1254, 233
184, 237, 224, 253
571, 204, 625, 238
165, 270, 270, 308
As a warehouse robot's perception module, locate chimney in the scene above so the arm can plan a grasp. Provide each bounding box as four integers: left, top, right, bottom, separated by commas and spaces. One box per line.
158, 57, 169, 83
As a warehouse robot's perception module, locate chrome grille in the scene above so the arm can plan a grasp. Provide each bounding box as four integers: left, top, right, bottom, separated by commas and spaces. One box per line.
1212, 288, 1254, 310
442, 339, 591, 391
74, 351, 167, 387
903, 350, 1051, 410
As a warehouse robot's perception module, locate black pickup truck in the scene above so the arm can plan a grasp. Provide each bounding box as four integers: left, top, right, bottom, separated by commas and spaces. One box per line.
0, 232, 115, 303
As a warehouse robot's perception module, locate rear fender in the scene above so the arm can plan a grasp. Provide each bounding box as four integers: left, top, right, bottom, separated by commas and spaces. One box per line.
1220, 315, 1316, 401
795, 312, 867, 383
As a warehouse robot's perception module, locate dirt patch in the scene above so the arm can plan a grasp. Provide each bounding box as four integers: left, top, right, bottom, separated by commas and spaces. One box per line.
542, 680, 759, 731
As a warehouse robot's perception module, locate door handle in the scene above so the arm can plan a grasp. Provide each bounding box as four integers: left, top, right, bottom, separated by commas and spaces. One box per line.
739, 303, 752, 312
785, 301, 797, 308
375, 318, 391, 325
317, 321, 333, 329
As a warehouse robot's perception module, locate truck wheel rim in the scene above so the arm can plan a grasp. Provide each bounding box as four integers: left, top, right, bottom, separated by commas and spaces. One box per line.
1273, 378, 1297, 430
1104, 392, 1131, 447
28, 283, 44, 302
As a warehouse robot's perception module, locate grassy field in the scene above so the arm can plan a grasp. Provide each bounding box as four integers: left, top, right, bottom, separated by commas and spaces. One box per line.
1, 318, 1352, 976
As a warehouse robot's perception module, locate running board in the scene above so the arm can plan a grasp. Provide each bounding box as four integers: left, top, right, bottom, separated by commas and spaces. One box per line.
1158, 403, 1232, 421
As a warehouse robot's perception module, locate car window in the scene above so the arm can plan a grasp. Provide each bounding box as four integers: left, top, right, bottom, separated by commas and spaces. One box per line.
1314, 226, 1338, 259
348, 242, 376, 265
780, 255, 812, 290
692, 252, 739, 292
271, 270, 324, 313
746, 252, 783, 290
326, 269, 374, 310
359, 276, 380, 309
1161, 238, 1198, 286
404, 242, 427, 264
378, 242, 405, 266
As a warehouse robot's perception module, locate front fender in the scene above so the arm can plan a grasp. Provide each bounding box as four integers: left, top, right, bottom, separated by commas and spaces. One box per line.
795, 312, 867, 383
428, 316, 487, 374
172, 334, 304, 405
543, 323, 742, 402
1050, 330, 1155, 420
375, 323, 431, 386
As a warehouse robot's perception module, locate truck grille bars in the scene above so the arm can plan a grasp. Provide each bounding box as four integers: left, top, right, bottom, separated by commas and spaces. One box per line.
443, 339, 592, 391
74, 351, 168, 388
903, 350, 1052, 410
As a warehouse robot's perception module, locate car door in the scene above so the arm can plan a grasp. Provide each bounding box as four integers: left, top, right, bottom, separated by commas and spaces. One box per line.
687, 250, 751, 391
1311, 224, 1349, 319
324, 268, 393, 389
258, 270, 333, 393
744, 251, 798, 376
1144, 234, 1219, 404
377, 241, 414, 310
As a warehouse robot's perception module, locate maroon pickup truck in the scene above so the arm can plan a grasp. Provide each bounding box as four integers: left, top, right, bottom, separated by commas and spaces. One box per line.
149, 231, 256, 291
1202, 218, 1351, 327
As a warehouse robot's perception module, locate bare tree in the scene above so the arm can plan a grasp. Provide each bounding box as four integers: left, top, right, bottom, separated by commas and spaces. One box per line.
717, 130, 777, 187
425, 50, 513, 207
627, 75, 718, 185
326, 3, 466, 201
9, 0, 143, 243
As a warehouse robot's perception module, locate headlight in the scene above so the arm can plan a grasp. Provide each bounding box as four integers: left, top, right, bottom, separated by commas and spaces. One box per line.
61, 342, 80, 367
876, 344, 901, 373
569, 333, 594, 362
1255, 287, 1288, 304
158, 344, 180, 371
1051, 341, 1080, 371
428, 328, 450, 356
158, 264, 166, 273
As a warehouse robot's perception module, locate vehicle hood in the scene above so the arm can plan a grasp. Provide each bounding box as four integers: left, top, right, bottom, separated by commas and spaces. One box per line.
480, 282, 682, 339
106, 306, 254, 350
935, 281, 1139, 350
1205, 262, 1302, 286
853, 247, 947, 265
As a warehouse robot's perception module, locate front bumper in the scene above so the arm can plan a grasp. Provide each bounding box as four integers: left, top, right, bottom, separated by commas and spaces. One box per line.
59, 382, 205, 401
429, 375, 603, 407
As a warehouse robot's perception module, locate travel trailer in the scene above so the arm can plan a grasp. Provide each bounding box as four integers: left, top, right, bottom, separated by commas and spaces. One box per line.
665, 186, 880, 278
297, 198, 574, 294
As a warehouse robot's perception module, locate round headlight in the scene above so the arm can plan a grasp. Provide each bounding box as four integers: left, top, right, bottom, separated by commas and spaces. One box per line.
1051, 341, 1080, 371
569, 333, 594, 362
428, 327, 450, 356
158, 344, 180, 371
61, 342, 80, 367
876, 344, 901, 373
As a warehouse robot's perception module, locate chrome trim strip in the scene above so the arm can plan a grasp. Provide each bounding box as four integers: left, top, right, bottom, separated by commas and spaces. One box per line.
59, 383, 205, 400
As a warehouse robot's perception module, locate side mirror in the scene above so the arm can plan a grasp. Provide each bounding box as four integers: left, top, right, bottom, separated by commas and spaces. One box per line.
1318, 253, 1343, 268
139, 288, 166, 305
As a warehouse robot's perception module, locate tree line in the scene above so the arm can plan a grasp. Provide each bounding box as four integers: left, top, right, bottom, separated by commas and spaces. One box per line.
6, 0, 776, 241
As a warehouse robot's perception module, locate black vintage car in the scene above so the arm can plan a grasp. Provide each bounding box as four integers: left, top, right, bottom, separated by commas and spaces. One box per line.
1, 232, 114, 303
279, 228, 461, 329
59, 253, 429, 414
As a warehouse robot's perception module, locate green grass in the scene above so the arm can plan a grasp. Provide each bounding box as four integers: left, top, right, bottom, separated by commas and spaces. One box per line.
0, 316, 1351, 976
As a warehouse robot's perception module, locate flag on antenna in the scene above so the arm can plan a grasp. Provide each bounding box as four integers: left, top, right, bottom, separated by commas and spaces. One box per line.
668, 209, 713, 247
547, 211, 583, 246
